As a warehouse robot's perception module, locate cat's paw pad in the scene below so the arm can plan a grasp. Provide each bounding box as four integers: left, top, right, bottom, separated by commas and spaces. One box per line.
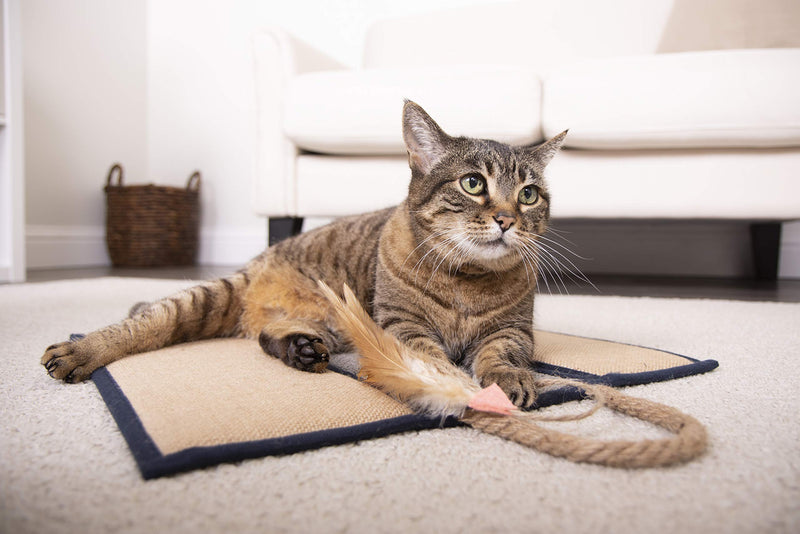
41, 341, 97, 383
480, 368, 538, 410
287, 335, 329, 373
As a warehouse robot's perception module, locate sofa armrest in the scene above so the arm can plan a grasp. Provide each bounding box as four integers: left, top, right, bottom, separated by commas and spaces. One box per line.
252, 28, 345, 217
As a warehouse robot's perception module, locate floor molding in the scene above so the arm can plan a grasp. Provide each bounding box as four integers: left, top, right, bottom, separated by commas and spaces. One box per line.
26, 225, 108, 269
26, 225, 267, 269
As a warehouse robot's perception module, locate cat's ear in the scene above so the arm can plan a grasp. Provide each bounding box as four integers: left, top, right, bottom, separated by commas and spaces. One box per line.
402, 100, 450, 175
527, 130, 568, 167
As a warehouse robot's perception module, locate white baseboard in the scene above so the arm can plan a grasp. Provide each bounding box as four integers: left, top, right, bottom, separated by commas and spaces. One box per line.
26, 225, 109, 269
26, 225, 267, 269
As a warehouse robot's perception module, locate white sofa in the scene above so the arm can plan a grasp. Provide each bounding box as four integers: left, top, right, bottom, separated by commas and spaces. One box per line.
252, 0, 800, 278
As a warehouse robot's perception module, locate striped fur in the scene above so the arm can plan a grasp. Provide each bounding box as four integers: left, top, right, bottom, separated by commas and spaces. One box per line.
42, 101, 567, 409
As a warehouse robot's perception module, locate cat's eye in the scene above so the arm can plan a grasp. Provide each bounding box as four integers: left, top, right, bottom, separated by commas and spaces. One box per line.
460, 175, 486, 196
518, 186, 539, 205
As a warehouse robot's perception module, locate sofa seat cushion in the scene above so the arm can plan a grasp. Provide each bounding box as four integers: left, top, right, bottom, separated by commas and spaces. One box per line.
543, 49, 800, 149
292, 148, 800, 220
284, 66, 542, 155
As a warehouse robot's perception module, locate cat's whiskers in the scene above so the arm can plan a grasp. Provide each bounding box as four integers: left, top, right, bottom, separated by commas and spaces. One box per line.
409, 230, 455, 284
531, 237, 596, 292
537, 247, 571, 295
449, 234, 481, 275
515, 231, 596, 294
425, 232, 468, 291
536, 232, 593, 263
515, 242, 537, 287
410, 229, 464, 287
523, 237, 573, 295
519, 237, 561, 294
403, 229, 451, 274
541, 226, 583, 253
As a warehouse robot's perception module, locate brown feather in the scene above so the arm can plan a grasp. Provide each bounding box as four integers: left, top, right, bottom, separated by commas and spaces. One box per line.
318, 281, 480, 417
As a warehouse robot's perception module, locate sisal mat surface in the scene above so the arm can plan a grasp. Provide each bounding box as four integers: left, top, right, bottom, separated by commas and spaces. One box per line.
91, 331, 718, 479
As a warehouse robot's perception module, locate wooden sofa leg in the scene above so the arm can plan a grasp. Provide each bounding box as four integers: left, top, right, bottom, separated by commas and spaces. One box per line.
750, 222, 782, 281
268, 217, 304, 247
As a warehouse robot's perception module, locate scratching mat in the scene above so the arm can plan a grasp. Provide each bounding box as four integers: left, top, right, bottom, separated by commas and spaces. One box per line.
90, 332, 718, 479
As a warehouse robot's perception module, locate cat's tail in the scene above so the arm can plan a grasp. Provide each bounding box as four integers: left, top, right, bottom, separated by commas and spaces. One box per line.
318, 280, 708, 468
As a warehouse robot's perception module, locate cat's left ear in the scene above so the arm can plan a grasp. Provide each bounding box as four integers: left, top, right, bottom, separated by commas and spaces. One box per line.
402, 100, 450, 175
527, 130, 568, 167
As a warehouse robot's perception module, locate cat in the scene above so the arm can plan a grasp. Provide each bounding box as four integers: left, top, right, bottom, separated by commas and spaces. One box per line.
42, 101, 567, 409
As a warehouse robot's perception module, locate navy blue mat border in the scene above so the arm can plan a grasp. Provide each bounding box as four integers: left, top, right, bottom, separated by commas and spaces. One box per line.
92, 366, 460, 479
89, 335, 718, 480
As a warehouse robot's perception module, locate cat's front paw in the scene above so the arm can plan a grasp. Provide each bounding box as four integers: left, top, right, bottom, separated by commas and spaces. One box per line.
287, 334, 330, 373
259, 330, 330, 373
479, 367, 538, 409
41, 340, 101, 383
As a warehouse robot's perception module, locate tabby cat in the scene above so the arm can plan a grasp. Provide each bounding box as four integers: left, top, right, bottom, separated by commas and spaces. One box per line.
42, 101, 567, 409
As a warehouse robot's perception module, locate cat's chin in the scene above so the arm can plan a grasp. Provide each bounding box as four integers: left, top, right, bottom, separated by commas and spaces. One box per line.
461, 240, 521, 273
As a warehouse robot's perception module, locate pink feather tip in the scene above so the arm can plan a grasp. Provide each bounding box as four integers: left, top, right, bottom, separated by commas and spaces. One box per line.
468, 383, 517, 415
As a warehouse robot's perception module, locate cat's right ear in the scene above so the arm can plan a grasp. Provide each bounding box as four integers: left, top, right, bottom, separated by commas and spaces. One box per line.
526, 130, 568, 168
402, 100, 449, 175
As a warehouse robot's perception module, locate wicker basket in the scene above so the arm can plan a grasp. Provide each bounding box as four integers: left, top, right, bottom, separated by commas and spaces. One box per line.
104, 163, 201, 267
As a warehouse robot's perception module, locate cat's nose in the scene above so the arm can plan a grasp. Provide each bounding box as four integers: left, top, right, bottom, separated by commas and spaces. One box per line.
493, 212, 516, 232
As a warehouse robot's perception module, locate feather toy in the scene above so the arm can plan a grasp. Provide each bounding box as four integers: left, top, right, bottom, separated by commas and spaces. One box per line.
317, 281, 481, 418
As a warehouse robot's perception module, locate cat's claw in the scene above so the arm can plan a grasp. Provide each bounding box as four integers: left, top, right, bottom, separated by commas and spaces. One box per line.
41, 340, 97, 383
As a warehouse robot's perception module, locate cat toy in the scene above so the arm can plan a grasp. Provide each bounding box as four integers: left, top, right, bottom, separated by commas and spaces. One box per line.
318, 282, 708, 468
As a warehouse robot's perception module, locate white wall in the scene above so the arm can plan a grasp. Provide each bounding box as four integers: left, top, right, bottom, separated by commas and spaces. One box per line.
19, 0, 800, 276
22, 0, 147, 267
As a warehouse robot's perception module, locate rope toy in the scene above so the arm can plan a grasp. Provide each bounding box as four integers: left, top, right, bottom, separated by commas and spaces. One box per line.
318, 282, 708, 468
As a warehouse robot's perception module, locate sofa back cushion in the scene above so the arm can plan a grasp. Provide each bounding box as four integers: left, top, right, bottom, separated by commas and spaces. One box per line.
364, 0, 800, 72
363, 0, 674, 72
657, 0, 800, 53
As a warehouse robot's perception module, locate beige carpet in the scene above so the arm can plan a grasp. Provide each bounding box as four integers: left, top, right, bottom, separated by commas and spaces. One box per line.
2, 277, 799, 533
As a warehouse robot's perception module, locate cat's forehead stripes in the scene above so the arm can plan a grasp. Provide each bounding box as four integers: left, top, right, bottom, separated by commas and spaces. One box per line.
476, 148, 536, 190
464, 145, 527, 182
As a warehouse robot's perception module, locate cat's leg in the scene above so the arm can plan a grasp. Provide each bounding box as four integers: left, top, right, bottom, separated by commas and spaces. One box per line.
471, 328, 538, 409
41, 273, 249, 382
242, 260, 347, 372
374, 308, 452, 363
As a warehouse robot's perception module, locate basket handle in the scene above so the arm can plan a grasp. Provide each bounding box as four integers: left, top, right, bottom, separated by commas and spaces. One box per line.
186, 171, 201, 191
106, 163, 124, 187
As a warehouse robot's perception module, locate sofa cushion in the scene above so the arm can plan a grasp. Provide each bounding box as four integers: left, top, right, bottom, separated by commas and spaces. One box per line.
657, 0, 800, 53
284, 66, 542, 155
542, 49, 800, 149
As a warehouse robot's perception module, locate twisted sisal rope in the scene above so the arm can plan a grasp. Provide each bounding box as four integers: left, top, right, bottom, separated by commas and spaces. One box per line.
462, 380, 708, 468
